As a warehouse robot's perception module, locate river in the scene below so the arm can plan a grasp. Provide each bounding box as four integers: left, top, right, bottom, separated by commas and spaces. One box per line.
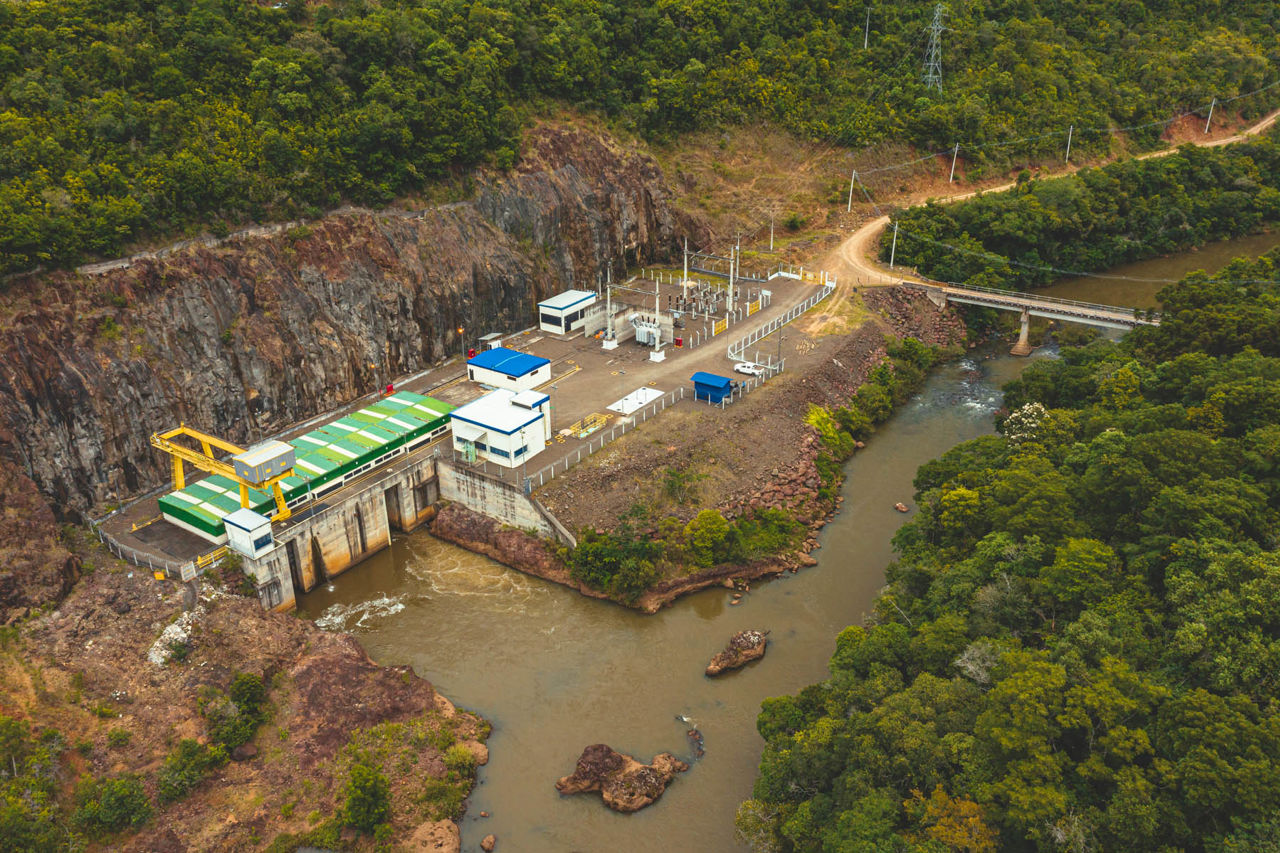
297, 349, 1048, 852
298, 231, 1279, 851
1041, 230, 1280, 307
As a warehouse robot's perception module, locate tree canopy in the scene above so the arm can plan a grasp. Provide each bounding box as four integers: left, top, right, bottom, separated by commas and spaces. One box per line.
883, 136, 1280, 290
743, 249, 1280, 851
3, 0, 1279, 273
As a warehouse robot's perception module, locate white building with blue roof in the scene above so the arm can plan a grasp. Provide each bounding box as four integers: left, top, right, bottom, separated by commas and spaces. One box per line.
466, 346, 552, 392
450, 389, 552, 469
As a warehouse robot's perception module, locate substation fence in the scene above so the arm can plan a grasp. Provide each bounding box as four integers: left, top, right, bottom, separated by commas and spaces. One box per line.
527, 386, 687, 489
727, 282, 837, 371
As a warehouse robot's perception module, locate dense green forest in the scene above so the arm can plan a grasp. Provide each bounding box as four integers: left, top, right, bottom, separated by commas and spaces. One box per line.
882, 134, 1280, 290
2, 0, 1279, 273
739, 249, 1280, 851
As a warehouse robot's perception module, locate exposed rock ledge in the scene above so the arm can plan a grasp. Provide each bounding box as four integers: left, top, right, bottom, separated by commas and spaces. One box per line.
427, 503, 614, 603
555, 744, 688, 813
705, 629, 769, 676
430, 502, 807, 613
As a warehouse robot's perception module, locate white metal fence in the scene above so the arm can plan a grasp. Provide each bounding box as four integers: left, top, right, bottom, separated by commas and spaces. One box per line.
727, 282, 837, 368
527, 386, 687, 488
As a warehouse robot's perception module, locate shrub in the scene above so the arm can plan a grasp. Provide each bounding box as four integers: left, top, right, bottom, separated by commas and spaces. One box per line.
73, 775, 152, 832
567, 521, 662, 604
415, 778, 467, 821
167, 638, 191, 663
229, 673, 266, 716
733, 509, 804, 560
442, 744, 477, 777
98, 317, 123, 341
343, 757, 390, 834
203, 672, 267, 749
156, 739, 227, 803
106, 728, 131, 749
662, 467, 706, 504
684, 509, 731, 568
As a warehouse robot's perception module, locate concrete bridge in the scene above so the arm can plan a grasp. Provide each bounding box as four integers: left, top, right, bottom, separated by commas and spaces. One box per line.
904, 281, 1160, 355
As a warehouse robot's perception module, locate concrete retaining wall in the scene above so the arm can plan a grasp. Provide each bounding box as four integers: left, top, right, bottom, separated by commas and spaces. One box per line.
244, 454, 440, 611
436, 459, 559, 541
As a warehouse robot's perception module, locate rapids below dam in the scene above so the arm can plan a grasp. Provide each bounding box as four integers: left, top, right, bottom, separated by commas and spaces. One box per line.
297, 231, 1279, 851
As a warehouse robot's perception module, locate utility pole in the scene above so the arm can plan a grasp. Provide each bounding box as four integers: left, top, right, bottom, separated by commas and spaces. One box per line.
1065, 124, 1074, 165
654, 274, 661, 353
605, 265, 613, 340
682, 237, 689, 299
889, 221, 899, 269
1204, 97, 1216, 134
728, 244, 736, 304
847, 168, 857, 212
948, 143, 959, 182
736, 232, 742, 296
863, 6, 871, 49
923, 3, 945, 92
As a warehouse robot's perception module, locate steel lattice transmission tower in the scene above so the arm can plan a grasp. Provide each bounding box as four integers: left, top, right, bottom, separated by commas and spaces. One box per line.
923, 3, 946, 92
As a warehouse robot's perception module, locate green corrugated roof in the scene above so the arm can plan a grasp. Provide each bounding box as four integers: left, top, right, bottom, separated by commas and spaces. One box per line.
160, 391, 455, 539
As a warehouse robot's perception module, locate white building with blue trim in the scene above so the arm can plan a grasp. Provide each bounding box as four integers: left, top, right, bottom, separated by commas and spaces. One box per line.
466, 347, 552, 392
538, 289, 598, 334
449, 389, 552, 468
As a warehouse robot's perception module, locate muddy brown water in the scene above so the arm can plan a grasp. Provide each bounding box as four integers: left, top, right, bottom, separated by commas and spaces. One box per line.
297, 232, 1279, 851
297, 351, 1044, 852
1040, 230, 1280, 308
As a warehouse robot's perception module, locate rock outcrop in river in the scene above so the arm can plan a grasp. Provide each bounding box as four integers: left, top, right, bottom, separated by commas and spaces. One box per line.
705, 629, 769, 676
0, 124, 705, 518
555, 744, 688, 812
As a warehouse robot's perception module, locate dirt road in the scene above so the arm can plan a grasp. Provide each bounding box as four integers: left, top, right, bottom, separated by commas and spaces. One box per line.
826, 106, 1280, 290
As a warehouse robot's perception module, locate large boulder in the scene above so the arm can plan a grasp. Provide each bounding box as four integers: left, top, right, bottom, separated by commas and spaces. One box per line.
555, 744, 688, 813
705, 629, 769, 676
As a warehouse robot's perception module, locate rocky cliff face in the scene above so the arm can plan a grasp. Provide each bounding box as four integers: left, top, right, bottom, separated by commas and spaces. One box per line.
0, 125, 704, 517
0, 458, 79, 624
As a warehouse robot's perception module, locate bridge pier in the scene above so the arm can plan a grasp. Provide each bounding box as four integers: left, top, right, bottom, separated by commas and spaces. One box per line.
1010, 309, 1034, 356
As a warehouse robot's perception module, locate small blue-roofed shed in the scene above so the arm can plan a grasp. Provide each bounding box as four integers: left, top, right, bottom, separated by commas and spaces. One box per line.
467, 346, 552, 392
691, 371, 735, 404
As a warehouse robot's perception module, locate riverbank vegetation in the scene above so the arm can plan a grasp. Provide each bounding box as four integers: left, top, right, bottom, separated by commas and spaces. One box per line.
568, 506, 805, 604
3, 0, 1278, 273
741, 249, 1280, 851
882, 134, 1280, 290
806, 337, 941, 500
565, 337, 940, 604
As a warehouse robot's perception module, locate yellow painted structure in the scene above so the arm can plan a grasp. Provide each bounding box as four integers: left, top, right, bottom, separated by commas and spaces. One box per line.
150, 425, 296, 521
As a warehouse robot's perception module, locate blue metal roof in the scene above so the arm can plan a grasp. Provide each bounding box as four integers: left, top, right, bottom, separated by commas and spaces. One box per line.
690, 371, 733, 389
468, 347, 551, 376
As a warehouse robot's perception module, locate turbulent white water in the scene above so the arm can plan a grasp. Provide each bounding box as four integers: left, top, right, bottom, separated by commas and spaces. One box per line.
313, 594, 408, 631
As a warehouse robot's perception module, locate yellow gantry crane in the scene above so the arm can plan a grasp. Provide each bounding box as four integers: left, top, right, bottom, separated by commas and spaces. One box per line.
150, 424, 296, 522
